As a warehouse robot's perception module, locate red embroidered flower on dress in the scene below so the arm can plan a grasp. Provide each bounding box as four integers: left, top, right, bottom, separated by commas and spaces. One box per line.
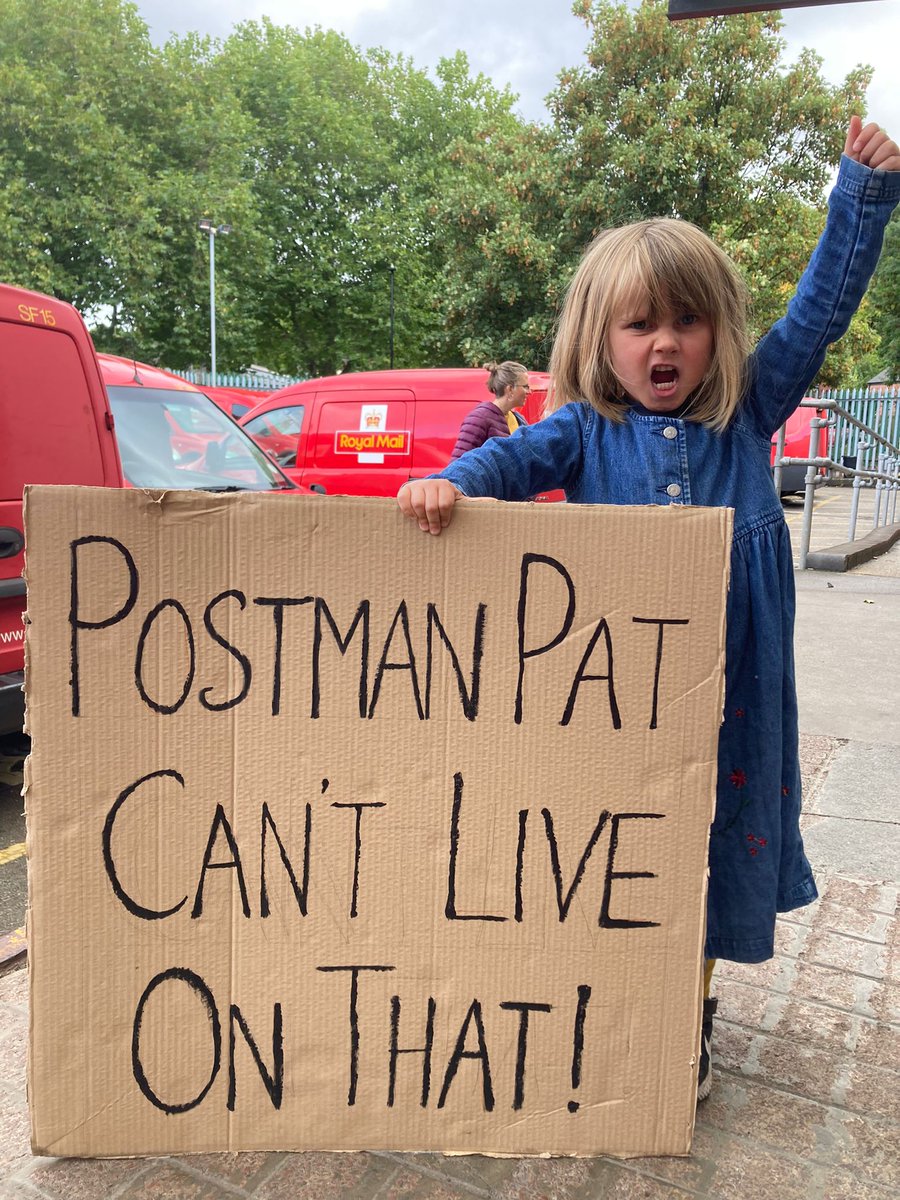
729, 768, 747, 788
782, 785, 790, 796
734, 708, 745, 718
746, 833, 767, 856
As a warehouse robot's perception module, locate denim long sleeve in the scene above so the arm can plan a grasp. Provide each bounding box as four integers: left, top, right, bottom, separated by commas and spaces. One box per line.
439, 402, 589, 501
749, 156, 900, 437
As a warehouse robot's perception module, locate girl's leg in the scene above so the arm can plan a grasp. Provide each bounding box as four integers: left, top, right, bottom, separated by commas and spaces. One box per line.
704, 958, 716, 999
698, 959, 717, 1101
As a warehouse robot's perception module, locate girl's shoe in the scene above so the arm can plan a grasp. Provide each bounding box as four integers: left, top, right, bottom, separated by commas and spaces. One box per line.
697, 997, 718, 1101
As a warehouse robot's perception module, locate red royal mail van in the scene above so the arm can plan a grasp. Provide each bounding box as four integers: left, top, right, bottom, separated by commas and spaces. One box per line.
203, 384, 268, 423
0, 284, 124, 735
239, 368, 557, 498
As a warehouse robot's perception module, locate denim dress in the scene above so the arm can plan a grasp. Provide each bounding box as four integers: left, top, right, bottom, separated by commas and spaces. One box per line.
436, 156, 900, 963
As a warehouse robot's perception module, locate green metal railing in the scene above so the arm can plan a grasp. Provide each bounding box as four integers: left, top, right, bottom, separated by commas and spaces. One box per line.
773, 386, 900, 568
172, 368, 304, 391
806, 385, 900, 460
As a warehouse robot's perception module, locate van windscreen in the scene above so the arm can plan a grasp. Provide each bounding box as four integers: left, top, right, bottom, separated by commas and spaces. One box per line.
106, 386, 290, 490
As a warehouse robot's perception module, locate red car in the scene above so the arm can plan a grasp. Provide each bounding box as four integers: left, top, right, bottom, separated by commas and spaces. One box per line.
202, 384, 268, 422
770, 404, 827, 495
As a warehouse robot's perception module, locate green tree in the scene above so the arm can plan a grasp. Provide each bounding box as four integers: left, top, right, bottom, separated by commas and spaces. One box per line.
1, 0, 886, 384
0, 0, 256, 369
375, 51, 539, 367
434, 0, 876, 380
867, 213, 899, 381
211, 22, 408, 376
431, 109, 561, 367
0, 0, 156, 305
89, 30, 260, 369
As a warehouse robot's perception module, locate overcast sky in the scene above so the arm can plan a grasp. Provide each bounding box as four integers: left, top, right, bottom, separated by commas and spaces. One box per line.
137, 0, 900, 149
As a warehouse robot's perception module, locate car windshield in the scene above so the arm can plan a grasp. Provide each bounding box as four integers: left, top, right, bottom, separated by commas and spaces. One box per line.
106, 386, 290, 491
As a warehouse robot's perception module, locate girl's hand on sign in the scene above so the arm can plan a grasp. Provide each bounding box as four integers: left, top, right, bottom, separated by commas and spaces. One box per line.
398, 478, 463, 534
844, 116, 900, 172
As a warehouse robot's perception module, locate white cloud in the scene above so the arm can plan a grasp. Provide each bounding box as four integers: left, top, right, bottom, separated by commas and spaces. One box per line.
780, 4, 899, 136
138, 0, 900, 138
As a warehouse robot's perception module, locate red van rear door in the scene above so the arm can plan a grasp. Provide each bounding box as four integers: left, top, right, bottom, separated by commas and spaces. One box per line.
0, 290, 120, 720
300, 391, 414, 496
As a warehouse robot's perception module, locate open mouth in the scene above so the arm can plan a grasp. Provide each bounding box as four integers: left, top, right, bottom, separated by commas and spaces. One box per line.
651, 366, 678, 394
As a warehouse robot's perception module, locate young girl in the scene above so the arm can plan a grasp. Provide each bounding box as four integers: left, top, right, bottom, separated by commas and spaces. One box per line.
399, 116, 900, 1098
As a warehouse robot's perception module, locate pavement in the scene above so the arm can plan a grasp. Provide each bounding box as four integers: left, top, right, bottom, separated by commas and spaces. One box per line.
1, 486, 898, 1199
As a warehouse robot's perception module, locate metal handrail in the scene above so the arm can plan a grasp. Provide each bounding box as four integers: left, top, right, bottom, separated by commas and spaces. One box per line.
773, 396, 900, 569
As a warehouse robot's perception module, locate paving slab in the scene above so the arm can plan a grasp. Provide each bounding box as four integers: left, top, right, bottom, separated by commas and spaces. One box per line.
801, 813, 900, 883
793, 576, 900, 747
810, 742, 900, 824
798, 740, 900, 881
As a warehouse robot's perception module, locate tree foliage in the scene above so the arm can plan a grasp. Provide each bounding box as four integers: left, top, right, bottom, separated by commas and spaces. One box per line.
431, 1, 877, 373
0, 0, 892, 384
868, 213, 899, 381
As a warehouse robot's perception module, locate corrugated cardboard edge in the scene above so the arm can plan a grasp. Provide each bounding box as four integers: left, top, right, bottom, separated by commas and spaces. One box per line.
684, 503, 733, 1156
22, 487, 35, 1144
23, 488, 734, 1160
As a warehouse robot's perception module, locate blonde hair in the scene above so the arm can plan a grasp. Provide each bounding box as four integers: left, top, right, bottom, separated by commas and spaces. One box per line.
548, 219, 751, 431
483, 360, 528, 398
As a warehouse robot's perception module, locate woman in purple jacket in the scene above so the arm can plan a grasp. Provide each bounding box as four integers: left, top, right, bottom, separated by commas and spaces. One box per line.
450, 361, 530, 460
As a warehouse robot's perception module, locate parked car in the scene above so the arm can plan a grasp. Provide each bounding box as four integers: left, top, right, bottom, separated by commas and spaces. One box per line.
97, 354, 298, 493
239, 368, 562, 499
202, 384, 268, 423
771, 404, 827, 495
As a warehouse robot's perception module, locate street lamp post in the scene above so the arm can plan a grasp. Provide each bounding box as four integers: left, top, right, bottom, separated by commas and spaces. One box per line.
198, 218, 232, 379
389, 264, 395, 369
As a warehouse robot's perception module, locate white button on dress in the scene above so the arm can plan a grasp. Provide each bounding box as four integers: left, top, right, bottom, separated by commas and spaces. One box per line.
666, 483, 682, 498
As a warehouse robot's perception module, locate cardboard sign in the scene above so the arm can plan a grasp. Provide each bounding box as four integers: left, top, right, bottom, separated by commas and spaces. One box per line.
24, 487, 732, 1158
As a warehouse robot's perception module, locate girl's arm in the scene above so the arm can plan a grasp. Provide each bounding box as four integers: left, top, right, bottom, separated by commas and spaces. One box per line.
748, 117, 900, 437
398, 402, 590, 534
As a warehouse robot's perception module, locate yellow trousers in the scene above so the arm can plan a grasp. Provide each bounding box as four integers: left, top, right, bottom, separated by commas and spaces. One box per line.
704, 958, 716, 999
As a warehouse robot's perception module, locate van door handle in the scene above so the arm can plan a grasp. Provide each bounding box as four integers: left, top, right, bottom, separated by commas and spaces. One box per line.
0, 528, 25, 560
308, 484, 327, 494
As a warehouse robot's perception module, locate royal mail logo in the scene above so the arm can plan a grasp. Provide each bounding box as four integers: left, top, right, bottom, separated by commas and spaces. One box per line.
365, 412, 382, 428
335, 430, 410, 455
